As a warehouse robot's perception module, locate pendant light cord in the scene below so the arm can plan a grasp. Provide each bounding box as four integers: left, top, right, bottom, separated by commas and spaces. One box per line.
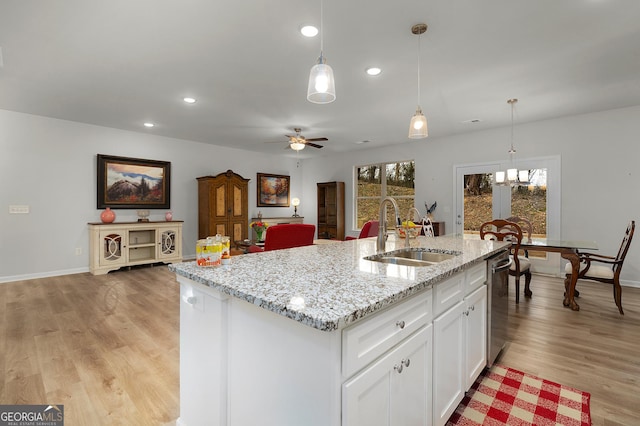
416, 32, 421, 107
508, 98, 517, 155
320, 0, 324, 58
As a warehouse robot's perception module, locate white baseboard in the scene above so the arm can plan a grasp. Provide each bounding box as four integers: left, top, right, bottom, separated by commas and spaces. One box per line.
0, 267, 89, 284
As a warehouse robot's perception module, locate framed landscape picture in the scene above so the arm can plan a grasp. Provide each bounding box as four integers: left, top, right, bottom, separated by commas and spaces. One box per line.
257, 173, 290, 207
97, 154, 171, 209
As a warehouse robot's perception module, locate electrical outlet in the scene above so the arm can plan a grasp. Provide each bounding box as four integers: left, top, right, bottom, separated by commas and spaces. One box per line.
9, 205, 30, 214
75, 248, 82, 256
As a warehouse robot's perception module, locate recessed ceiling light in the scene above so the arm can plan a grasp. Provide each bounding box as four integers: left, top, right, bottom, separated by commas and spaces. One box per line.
183, 97, 196, 104
143, 122, 155, 128
300, 25, 318, 37
365, 67, 381, 76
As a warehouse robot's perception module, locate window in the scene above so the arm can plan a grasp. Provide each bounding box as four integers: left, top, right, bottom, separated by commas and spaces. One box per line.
355, 160, 415, 229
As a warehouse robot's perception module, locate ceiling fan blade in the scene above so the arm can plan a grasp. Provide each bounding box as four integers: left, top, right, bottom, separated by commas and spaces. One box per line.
305, 137, 328, 142
305, 142, 324, 149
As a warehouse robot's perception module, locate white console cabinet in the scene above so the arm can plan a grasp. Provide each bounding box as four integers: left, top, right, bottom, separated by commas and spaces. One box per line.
89, 221, 183, 275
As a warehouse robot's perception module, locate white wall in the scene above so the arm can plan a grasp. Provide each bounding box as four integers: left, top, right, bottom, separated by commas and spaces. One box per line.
2, 106, 639, 286
303, 105, 640, 286
0, 109, 301, 282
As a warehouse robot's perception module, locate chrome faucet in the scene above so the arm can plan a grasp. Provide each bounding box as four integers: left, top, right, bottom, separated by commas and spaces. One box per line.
377, 197, 400, 253
405, 207, 422, 248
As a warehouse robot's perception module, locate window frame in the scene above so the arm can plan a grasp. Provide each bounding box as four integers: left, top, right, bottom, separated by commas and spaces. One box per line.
353, 159, 415, 231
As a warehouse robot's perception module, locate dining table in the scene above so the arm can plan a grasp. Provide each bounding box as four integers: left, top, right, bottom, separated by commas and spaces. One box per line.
519, 238, 598, 311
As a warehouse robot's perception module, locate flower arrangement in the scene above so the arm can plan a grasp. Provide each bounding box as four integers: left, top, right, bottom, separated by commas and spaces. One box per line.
250, 221, 269, 241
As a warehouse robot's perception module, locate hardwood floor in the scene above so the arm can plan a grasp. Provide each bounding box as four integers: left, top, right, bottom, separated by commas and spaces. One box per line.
1, 266, 638, 425
0, 267, 179, 426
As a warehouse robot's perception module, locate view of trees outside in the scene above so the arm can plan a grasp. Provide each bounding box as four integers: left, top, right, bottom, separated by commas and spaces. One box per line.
356, 161, 415, 229
464, 170, 547, 238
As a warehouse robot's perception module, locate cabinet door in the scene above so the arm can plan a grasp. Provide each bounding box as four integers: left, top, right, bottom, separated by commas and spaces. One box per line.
390, 324, 432, 426
157, 226, 182, 260
343, 325, 432, 426
211, 180, 229, 236
98, 229, 127, 266
432, 301, 465, 426
464, 285, 487, 390
228, 178, 248, 242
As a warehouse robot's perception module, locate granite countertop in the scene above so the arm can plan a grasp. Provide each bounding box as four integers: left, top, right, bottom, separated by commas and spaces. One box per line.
169, 235, 509, 332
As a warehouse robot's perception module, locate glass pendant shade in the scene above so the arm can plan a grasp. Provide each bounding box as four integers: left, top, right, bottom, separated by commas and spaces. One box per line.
307, 55, 336, 104
408, 107, 428, 139
290, 141, 306, 151
518, 169, 529, 183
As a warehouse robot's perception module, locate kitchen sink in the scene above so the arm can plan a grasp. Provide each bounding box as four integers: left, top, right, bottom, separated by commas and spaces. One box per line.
364, 248, 460, 267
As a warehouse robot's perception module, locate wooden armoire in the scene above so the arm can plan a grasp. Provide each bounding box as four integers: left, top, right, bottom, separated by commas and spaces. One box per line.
197, 170, 249, 242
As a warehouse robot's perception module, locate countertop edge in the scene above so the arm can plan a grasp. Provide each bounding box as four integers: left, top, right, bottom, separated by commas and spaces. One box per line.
170, 241, 509, 332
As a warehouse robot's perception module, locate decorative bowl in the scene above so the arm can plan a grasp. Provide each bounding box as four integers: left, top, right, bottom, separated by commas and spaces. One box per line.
395, 225, 420, 239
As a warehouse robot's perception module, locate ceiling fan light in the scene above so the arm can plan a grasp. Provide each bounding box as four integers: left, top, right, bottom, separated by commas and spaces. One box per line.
290, 141, 306, 151
307, 56, 336, 104
408, 107, 428, 139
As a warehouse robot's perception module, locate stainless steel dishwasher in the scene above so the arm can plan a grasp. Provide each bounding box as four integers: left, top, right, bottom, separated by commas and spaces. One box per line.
486, 249, 511, 367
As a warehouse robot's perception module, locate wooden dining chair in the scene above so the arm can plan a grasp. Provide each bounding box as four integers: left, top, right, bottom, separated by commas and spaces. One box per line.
480, 219, 532, 304
506, 216, 533, 243
505, 216, 534, 299
564, 220, 635, 314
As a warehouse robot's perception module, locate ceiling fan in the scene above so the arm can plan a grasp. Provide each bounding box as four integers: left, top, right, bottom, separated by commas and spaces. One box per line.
283, 128, 328, 151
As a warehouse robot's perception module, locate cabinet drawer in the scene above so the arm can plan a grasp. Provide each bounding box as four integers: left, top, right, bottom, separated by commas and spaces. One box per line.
465, 262, 487, 295
433, 273, 464, 318
342, 289, 433, 378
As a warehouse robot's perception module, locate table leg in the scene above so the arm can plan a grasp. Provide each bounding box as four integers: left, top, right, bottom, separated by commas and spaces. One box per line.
561, 250, 580, 311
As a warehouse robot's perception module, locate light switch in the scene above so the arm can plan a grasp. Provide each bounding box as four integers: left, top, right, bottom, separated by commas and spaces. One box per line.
9, 205, 30, 214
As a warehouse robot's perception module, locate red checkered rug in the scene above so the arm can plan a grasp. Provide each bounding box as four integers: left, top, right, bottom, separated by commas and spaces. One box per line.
446, 364, 591, 426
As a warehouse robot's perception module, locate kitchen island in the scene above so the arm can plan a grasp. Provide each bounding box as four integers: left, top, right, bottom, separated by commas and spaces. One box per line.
170, 235, 509, 426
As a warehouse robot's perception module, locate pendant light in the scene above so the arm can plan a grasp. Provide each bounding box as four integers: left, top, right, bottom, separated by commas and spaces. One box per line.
496, 98, 529, 185
307, 0, 336, 104
408, 23, 428, 139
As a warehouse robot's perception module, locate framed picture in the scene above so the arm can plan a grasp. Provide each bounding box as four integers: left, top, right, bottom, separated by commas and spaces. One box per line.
97, 154, 171, 209
257, 173, 290, 207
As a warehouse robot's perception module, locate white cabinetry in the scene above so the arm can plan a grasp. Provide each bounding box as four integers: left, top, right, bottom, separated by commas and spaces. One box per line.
89, 221, 183, 275
464, 285, 487, 389
174, 259, 489, 426
433, 262, 487, 426
343, 324, 432, 426
342, 290, 433, 426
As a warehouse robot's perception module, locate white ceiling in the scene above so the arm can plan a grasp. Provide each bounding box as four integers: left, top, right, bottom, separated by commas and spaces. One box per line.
1, 0, 639, 158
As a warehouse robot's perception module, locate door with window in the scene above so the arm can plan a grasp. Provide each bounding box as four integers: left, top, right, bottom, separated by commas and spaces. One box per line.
454, 156, 561, 275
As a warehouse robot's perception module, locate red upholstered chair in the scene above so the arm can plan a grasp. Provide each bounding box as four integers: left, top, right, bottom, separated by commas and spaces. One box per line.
345, 220, 379, 240
248, 224, 316, 252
